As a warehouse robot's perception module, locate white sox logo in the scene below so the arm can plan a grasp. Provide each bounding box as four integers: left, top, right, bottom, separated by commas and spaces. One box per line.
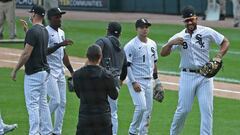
195, 34, 205, 48
151, 47, 155, 57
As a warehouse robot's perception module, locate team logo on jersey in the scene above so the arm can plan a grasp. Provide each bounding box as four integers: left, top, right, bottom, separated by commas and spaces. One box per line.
195, 34, 205, 48
151, 47, 155, 56
128, 53, 132, 57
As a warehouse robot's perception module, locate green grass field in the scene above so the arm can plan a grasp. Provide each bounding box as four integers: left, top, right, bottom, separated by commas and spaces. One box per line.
0, 19, 240, 81
0, 68, 240, 135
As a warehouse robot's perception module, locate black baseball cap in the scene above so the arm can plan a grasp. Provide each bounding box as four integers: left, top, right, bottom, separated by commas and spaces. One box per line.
47, 8, 66, 18
182, 5, 196, 18
135, 18, 151, 28
28, 5, 45, 17
107, 22, 121, 35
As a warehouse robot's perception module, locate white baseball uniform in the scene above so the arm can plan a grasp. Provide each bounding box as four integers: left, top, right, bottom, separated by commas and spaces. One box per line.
168, 25, 224, 135
46, 26, 66, 135
124, 36, 158, 135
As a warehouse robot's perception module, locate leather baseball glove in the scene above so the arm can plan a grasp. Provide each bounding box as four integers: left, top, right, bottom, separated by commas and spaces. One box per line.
153, 79, 164, 103
199, 57, 222, 78
67, 77, 74, 92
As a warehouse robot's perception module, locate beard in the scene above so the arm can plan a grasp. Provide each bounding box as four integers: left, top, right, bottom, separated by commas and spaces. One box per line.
187, 24, 196, 32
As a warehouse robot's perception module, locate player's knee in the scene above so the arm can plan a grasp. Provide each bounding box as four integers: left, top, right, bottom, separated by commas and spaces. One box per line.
51, 99, 61, 108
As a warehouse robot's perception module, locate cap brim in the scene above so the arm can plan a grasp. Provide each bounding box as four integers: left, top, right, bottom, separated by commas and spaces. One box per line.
28, 10, 34, 13
61, 11, 66, 14
52, 12, 66, 16
183, 16, 197, 21
146, 23, 151, 26
138, 23, 151, 27
183, 15, 197, 19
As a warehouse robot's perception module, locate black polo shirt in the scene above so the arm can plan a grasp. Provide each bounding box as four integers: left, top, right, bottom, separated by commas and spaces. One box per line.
73, 65, 118, 115
24, 24, 50, 75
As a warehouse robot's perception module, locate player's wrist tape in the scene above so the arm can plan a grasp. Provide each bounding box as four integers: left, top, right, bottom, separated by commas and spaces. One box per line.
153, 72, 158, 79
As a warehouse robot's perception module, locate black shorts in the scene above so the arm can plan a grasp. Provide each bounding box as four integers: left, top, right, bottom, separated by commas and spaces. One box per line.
76, 113, 112, 135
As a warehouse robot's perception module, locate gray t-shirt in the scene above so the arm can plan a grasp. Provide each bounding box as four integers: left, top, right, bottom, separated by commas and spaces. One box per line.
24, 24, 50, 75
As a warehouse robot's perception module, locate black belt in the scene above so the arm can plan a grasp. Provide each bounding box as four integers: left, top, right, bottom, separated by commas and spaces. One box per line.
143, 77, 151, 80
182, 68, 200, 73
26, 67, 50, 75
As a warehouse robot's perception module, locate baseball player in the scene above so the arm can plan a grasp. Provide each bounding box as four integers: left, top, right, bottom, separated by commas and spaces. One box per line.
95, 22, 127, 135
124, 18, 158, 135
160, 6, 229, 135
11, 5, 53, 135
0, 114, 17, 135
45, 7, 74, 135
73, 45, 118, 135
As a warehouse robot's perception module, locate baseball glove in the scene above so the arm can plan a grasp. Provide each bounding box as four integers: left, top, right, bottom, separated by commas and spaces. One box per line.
153, 79, 164, 103
67, 77, 74, 92
199, 57, 222, 78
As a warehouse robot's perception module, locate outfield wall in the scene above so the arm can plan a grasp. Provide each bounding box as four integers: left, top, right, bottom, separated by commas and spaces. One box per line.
16, 0, 234, 16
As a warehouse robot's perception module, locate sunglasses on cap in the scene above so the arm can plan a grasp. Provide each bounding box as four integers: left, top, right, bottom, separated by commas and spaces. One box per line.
183, 16, 197, 23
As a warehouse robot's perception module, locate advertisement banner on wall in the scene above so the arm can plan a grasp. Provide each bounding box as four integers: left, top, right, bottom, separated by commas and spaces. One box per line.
16, 0, 110, 11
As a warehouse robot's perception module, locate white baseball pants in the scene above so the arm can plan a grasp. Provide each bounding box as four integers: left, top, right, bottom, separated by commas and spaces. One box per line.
24, 71, 53, 135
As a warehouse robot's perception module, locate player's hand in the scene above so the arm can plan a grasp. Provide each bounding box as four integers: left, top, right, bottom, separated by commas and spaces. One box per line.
59, 39, 73, 46
132, 82, 141, 92
70, 72, 74, 77
19, 19, 28, 33
169, 37, 184, 46
119, 80, 123, 86
11, 70, 17, 81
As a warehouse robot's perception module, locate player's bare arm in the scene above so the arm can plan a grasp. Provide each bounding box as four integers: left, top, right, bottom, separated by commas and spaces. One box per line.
63, 49, 74, 76
47, 39, 73, 55
216, 37, 229, 58
11, 44, 33, 81
119, 57, 128, 86
160, 37, 184, 56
